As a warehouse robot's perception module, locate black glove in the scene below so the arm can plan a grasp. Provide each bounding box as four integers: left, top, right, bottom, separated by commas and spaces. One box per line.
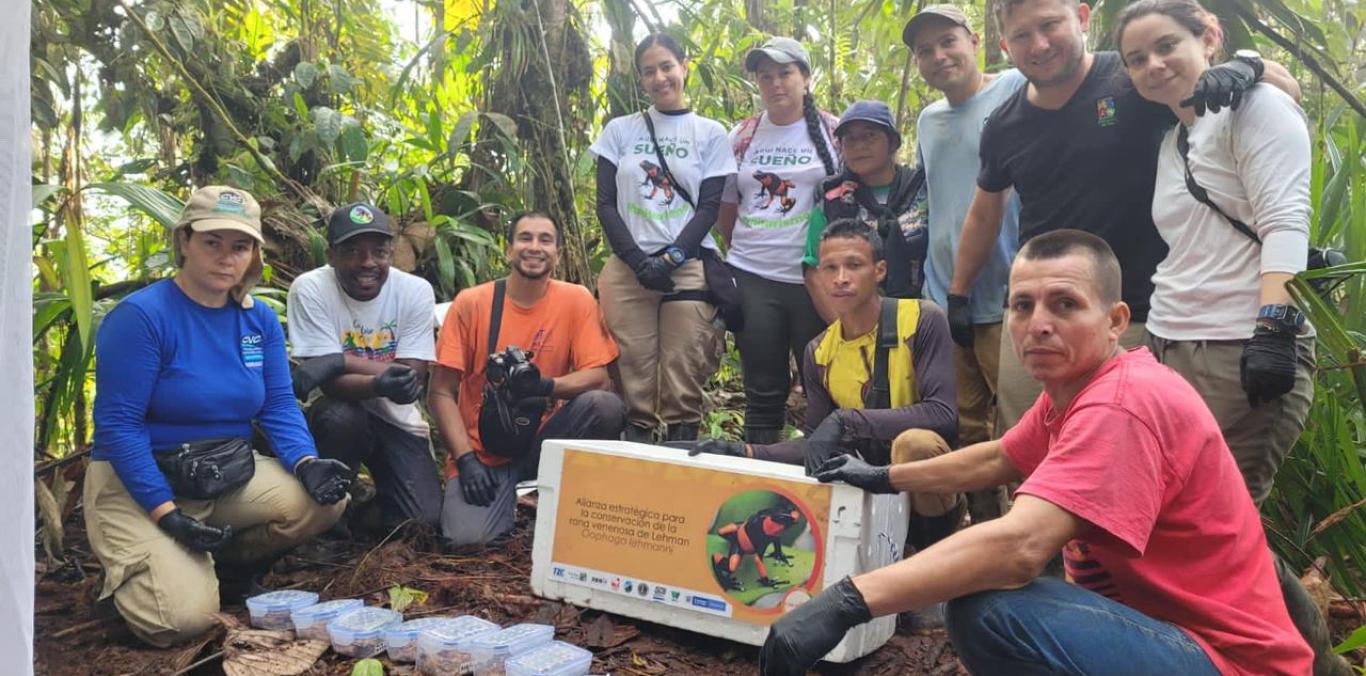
687, 439, 748, 458
814, 454, 894, 493
295, 457, 352, 505
508, 363, 555, 398
291, 353, 345, 400
803, 412, 846, 476
634, 256, 677, 293
1240, 325, 1297, 406
456, 452, 500, 507
373, 365, 421, 404
1182, 56, 1263, 116
158, 508, 233, 553
759, 576, 873, 675
947, 294, 974, 348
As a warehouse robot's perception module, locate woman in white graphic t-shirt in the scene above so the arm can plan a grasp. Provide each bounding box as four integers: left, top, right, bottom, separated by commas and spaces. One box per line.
713, 37, 841, 445
590, 33, 736, 444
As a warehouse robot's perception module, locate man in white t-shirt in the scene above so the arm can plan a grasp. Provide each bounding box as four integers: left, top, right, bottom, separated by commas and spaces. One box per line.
287, 202, 441, 529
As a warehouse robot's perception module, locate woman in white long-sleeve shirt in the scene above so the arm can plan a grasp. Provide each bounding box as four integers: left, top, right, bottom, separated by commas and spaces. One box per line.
1117, 0, 1314, 506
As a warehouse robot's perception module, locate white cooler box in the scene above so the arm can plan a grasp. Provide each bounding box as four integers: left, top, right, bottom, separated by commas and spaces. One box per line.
529, 440, 909, 663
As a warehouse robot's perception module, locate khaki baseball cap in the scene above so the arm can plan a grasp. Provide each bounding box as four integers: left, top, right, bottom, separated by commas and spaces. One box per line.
177, 186, 264, 243
902, 4, 973, 48
744, 37, 812, 72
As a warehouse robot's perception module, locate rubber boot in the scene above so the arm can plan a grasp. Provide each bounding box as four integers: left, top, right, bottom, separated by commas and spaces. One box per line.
215, 557, 276, 605
1276, 556, 1355, 676
907, 497, 965, 553
624, 424, 656, 444
665, 423, 699, 443
745, 427, 783, 445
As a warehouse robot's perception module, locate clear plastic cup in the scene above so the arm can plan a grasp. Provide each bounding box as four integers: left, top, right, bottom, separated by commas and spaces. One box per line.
245, 590, 318, 632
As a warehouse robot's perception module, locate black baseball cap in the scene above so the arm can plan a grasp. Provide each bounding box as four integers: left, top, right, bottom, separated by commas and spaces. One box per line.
834, 100, 902, 147
327, 202, 392, 245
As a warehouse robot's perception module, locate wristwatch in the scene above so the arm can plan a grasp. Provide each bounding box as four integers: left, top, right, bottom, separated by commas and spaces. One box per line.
1256, 303, 1304, 334
662, 246, 686, 266
1233, 49, 1265, 79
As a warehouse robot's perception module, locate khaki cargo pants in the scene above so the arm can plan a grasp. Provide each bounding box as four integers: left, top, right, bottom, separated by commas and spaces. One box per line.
597, 255, 723, 430
890, 428, 962, 519
83, 454, 345, 647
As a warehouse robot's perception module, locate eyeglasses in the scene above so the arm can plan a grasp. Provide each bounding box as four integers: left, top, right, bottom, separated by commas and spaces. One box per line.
335, 246, 393, 262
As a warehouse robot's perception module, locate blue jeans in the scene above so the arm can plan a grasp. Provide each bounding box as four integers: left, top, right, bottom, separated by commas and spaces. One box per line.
946, 577, 1219, 675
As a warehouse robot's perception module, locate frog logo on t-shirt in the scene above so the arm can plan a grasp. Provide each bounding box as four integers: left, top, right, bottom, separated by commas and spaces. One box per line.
752, 170, 798, 214
240, 333, 264, 368
638, 160, 677, 205
1096, 96, 1118, 127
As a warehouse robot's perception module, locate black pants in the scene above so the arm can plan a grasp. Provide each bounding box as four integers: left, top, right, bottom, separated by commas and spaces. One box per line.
441, 390, 627, 546
308, 397, 443, 529
731, 266, 827, 439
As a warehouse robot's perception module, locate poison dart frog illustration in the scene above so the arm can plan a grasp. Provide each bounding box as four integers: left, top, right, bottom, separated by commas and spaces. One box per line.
752, 170, 797, 214
639, 160, 676, 205
710, 507, 803, 592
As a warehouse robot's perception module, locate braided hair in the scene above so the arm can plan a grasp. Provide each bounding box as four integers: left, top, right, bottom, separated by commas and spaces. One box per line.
801, 92, 837, 176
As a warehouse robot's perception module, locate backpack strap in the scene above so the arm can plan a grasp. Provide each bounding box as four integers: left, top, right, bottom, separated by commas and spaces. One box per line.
732, 112, 764, 164
642, 110, 696, 209
487, 278, 507, 357
865, 297, 900, 411
1177, 125, 1261, 245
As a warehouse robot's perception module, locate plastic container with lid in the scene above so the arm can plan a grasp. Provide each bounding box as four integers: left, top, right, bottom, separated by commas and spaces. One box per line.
385, 616, 454, 663
327, 606, 403, 658
416, 615, 501, 675
504, 641, 593, 676
289, 598, 363, 641
245, 590, 318, 632
468, 623, 556, 676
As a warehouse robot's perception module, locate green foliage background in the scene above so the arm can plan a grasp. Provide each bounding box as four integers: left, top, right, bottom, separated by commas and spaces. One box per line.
29, 0, 1366, 600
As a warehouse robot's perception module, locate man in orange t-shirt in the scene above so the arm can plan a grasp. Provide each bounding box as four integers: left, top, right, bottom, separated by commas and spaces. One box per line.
429, 212, 623, 546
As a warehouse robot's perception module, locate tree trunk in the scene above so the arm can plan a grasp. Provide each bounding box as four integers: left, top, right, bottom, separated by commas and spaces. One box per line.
984, 0, 1003, 67
746, 0, 775, 34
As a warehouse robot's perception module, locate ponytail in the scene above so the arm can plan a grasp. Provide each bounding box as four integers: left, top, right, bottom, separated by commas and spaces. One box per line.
802, 92, 837, 176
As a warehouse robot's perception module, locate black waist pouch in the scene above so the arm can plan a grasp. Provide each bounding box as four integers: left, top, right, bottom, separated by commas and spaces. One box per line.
154, 437, 256, 500
478, 387, 547, 460
701, 250, 744, 333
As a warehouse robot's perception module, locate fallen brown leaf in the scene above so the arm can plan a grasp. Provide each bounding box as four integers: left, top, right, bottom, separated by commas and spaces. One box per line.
214, 613, 329, 676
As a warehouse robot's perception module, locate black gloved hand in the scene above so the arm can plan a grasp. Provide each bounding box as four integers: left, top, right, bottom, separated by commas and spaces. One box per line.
508, 362, 555, 398
814, 454, 894, 493
295, 457, 352, 505
1241, 325, 1297, 406
634, 256, 677, 293
759, 576, 873, 675
291, 353, 345, 400
373, 365, 421, 404
687, 439, 748, 458
803, 412, 846, 476
456, 452, 500, 507
1182, 56, 1263, 116
946, 294, 974, 348
158, 508, 233, 553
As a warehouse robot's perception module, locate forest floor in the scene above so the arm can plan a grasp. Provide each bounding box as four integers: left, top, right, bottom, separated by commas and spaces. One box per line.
34, 486, 965, 675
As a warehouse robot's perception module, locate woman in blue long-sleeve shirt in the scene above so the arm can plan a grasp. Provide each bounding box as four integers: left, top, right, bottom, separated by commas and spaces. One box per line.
85, 186, 350, 647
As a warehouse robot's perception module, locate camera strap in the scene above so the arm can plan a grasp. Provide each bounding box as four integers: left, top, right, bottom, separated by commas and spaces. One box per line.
488, 278, 507, 356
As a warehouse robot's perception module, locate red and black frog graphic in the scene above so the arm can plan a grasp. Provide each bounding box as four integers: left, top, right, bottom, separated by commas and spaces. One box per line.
710, 507, 803, 591
639, 160, 676, 205
752, 170, 798, 214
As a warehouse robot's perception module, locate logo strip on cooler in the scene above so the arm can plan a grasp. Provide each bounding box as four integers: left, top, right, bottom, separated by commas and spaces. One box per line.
548, 562, 732, 618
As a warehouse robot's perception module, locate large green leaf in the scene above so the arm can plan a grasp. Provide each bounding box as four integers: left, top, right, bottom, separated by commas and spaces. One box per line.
313, 106, 343, 145
86, 182, 184, 229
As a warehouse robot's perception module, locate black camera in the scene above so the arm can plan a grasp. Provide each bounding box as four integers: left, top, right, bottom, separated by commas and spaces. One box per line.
485, 345, 536, 387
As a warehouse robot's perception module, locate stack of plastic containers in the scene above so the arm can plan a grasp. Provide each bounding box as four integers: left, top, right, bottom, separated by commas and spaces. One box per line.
467, 623, 556, 675
290, 598, 364, 641
505, 641, 593, 676
416, 615, 501, 675
245, 590, 318, 632
328, 606, 403, 658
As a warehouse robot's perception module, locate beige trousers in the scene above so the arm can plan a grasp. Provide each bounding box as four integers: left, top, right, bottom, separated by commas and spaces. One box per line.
995, 321, 1150, 436
955, 323, 1002, 446
597, 255, 723, 430
83, 454, 345, 647
890, 429, 961, 518
1146, 333, 1315, 504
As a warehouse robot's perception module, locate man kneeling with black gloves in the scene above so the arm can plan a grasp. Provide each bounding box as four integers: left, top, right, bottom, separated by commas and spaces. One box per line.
684, 219, 962, 558
288, 202, 444, 530
429, 211, 626, 546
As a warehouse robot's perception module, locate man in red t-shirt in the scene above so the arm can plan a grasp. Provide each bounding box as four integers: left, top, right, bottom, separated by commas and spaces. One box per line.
759, 230, 1311, 676
429, 212, 624, 546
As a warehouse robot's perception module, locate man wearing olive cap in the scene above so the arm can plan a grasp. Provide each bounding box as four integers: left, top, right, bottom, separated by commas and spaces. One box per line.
287, 202, 442, 529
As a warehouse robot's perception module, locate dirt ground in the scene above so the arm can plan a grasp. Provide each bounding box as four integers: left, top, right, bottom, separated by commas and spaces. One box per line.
34, 491, 964, 676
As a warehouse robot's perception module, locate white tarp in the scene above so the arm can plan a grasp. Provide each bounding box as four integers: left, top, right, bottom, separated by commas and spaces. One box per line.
1, 0, 36, 671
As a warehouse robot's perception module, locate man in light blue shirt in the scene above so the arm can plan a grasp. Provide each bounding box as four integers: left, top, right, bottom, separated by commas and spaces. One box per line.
906, 5, 1022, 520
